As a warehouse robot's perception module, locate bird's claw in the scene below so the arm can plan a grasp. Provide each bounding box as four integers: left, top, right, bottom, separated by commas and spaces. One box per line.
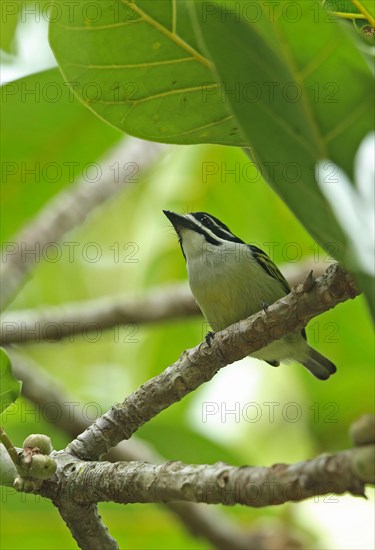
205, 331, 215, 346
261, 301, 269, 313
302, 270, 316, 292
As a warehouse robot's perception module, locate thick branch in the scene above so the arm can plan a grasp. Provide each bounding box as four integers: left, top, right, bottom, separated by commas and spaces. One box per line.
41, 444, 373, 508
66, 263, 359, 461
0, 137, 167, 310
0, 258, 330, 344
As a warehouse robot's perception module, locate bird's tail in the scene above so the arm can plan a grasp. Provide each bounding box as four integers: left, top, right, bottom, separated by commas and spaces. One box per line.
302, 347, 337, 380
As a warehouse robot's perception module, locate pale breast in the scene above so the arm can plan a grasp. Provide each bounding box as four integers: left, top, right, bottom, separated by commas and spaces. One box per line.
187, 244, 286, 330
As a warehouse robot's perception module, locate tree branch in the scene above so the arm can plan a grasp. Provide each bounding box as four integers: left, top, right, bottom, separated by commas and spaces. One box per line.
0, 137, 167, 310
7, 351, 275, 550
0, 284, 197, 344
4, 265, 363, 550
41, 442, 374, 508
56, 499, 118, 550
66, 263, 359, 461
0, 258, 331, 345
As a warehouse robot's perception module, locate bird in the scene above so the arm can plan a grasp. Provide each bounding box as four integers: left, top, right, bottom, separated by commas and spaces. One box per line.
163, 209, 337, 380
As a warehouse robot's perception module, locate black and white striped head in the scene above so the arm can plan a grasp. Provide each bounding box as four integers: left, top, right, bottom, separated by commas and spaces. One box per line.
163, 210, 244, 258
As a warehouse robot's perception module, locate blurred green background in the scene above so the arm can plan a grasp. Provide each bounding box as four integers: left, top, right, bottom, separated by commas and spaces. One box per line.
2, 139, 374, 549
1, 3, 374, 550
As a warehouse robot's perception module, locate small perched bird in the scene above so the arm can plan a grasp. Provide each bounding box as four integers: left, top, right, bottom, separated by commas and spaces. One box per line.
163, 210, 336, 380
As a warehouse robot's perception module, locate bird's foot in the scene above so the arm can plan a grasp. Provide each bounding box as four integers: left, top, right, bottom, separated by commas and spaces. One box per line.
302, 270, 316, 292
205, 331, 215, 346
261, 301, 269, 313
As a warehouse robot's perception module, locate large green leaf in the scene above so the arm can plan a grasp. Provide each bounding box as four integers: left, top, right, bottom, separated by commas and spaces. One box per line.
1, 68, 121, 242
189, 0, 373, 292
49, 0, 246, 146
0, 348, 21, 414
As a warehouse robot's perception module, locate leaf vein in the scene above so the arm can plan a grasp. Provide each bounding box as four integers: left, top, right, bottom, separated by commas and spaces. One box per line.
121, 0, 212, 69
83, 84, 219, 106
59, 19, 143, 31
64, 57, 196, 70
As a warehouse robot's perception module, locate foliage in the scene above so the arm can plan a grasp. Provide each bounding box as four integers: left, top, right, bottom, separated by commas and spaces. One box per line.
49, 0, 374, 309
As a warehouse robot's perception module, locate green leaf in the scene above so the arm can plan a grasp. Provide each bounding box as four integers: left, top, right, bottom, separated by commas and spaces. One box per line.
49, 0, 245, 146
1, 68, 121, 242
0, 348, 21, 414
188, 1, 373, 265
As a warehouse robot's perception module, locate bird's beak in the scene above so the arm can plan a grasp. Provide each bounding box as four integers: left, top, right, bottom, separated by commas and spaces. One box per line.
163, 210, 193, 233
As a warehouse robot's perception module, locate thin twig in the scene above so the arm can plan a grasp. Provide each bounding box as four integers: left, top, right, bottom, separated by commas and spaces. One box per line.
0, 284, 197, 344
0, 258, 332, 345
0, 426, 20, 467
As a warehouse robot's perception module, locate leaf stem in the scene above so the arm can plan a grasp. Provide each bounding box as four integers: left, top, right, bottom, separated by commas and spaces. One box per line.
332, 11, 366, 20
350, 0, 375, 27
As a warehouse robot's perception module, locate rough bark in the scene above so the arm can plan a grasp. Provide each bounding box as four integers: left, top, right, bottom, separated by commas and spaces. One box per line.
40, 445, 373, 507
